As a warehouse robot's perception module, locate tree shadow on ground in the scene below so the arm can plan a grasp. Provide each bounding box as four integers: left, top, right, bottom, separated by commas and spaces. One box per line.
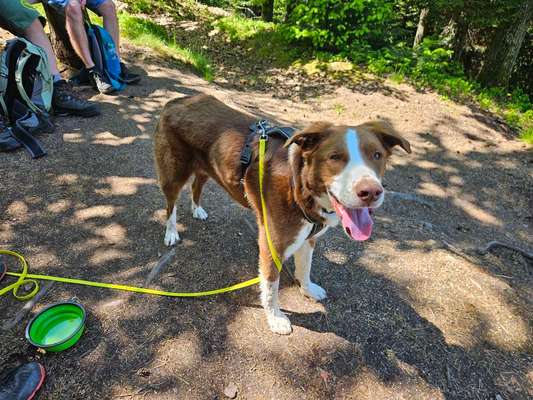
287, 258, 532, 400
0, 55, 531, 399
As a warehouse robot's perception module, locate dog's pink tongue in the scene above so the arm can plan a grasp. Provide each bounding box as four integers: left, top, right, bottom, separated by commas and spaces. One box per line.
331, 197, 373, 241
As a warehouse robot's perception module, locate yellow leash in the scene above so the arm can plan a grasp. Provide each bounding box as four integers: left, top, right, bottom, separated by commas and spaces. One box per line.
258, 136, 283, 272
1, 137, 282, 300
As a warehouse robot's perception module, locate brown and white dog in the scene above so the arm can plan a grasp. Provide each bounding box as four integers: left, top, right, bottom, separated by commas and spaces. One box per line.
154, 94, 411, 334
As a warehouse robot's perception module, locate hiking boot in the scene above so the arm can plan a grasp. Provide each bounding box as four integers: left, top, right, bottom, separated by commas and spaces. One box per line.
0, 114, 19, 152
0, 113, 9, 130
89, 68, 115, 94
0, 362, 46, 400
52, 80, 100, 117
69, 67, 91, 86
120, 62, 141, 85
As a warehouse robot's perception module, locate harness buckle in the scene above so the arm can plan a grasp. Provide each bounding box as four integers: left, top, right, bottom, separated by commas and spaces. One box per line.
240, 144, 252, 166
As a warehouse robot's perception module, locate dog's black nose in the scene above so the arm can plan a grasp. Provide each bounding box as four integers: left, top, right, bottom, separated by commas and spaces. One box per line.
355, 179, 383, 204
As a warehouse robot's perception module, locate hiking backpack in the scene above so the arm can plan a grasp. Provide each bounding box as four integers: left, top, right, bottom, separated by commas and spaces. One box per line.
84, 11, 125, 92
0, 37, 53, 120
0, 38, 54, 158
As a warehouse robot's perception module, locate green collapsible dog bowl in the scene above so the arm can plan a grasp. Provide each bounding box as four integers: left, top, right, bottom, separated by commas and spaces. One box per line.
25, 302, 86, 352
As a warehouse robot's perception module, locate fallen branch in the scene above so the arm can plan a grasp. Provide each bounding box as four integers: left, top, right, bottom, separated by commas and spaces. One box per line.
2, 281, 55, 331
477, 241, 533, 260
143, 248, 177, 286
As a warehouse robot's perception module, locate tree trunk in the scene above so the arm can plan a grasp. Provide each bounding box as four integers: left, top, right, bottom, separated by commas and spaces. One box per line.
42, 4, 83, 72
440, 13, 470, 63
478, 0, 533, 87
262, 0, 274, 22
413, 8, 429, 48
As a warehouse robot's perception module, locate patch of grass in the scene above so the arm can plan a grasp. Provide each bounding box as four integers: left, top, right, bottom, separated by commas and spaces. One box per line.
213, 15, 302, 66
118, 13, 213, 81
389, 72, 405, 84
214, 15, 275, 42
121, 0, 165, 14
31, 4, 212, 80
516, 110, 533, 144
519, 128, 533, 144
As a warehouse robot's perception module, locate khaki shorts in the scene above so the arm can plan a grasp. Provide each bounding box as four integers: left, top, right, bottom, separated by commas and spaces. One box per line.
0, 0, 45, 36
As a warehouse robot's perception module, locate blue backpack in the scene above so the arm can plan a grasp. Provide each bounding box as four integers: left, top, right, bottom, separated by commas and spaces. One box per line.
84, 10, 124, 91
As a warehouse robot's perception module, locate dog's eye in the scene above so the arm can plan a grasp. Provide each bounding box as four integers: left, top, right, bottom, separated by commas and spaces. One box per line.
329, 153, 342, 161
373, 151, 382, 160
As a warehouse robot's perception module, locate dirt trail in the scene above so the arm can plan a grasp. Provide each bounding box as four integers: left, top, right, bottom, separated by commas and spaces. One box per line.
0, 42, 532, 400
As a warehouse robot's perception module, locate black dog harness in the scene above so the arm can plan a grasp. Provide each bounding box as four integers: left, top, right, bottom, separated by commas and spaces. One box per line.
240, 120, 325, 239
240, 120, 295, 175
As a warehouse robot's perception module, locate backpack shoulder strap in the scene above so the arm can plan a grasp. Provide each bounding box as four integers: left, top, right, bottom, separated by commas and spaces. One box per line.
14, 38, 53, 114
14, 49, 40, 114
0, 40, 16, 116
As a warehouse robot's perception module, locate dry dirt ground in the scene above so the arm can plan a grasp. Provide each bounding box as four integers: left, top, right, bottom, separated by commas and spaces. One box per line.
1, 40, 532, 399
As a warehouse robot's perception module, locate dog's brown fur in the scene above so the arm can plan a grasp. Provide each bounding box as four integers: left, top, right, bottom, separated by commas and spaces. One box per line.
154, 94, 310, 282
154, 94, 410, 333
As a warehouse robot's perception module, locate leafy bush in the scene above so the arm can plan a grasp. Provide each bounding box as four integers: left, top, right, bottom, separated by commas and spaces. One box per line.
284, 0, 396, 52
518, 110, 533, 143
118, 0, 532, 143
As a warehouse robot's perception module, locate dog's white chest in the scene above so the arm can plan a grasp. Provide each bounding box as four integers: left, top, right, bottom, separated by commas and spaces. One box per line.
283, 223, 313, 260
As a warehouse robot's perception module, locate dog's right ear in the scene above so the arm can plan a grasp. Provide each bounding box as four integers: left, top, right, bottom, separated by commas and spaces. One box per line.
284, 122, 331, 152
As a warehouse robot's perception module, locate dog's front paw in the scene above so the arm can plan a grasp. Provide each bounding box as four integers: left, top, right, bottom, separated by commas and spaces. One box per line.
164, 228, 181, 246
267, 312, 292, 335
300, 282, 327, 301
192, 206, 208, 220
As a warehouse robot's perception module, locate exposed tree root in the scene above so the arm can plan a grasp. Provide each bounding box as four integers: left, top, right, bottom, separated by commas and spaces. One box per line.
478, 241, 533, 260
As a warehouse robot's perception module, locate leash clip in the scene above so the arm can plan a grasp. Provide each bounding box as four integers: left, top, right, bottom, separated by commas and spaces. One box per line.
258, 119, 268, 141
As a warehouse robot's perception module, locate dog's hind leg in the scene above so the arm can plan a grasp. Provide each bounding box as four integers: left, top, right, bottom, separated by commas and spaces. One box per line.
191, 172, 209, 220
158, 153, 193, 246
162, 179, 188, 246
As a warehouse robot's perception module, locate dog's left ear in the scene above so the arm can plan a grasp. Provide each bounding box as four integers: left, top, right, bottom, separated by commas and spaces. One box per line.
284, 121, 331, 152
363, 121, 411, 154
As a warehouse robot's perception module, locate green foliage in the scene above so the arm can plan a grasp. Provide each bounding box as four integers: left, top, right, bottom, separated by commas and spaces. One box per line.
120, 0, 207, 20
214, 15, 275, 41
116, 0, 531, 143
118, 13, 214, 80
214, 15, 301, 65
341, 37, 531, 142
516, 109, 533, 143
284, 0, 396, 51
123, 0, 163, 14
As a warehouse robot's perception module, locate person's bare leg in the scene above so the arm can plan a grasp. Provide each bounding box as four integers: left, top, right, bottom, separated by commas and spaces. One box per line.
97, 0, 120, 57
23, 19, 60, 76
64, 0, 95, 68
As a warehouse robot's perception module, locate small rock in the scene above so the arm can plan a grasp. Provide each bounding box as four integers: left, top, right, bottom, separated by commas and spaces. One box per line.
422, 221, 434, 230
223, 382, 238, 399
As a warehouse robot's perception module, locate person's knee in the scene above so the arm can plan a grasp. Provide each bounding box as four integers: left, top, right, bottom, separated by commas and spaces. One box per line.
98, 0, 116, 19
65, 0, 83, 21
